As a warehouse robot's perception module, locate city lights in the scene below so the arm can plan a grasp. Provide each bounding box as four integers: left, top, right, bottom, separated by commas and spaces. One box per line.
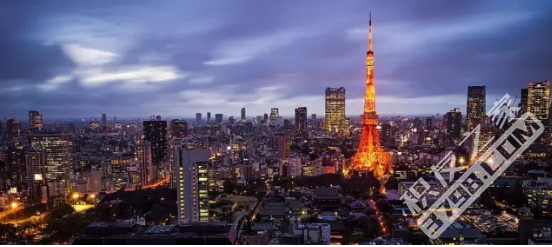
0, 2, 548, 245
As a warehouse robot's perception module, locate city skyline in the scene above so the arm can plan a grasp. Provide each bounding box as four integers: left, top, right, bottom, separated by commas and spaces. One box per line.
3, 3, 552, 245
1, 1, 552, 118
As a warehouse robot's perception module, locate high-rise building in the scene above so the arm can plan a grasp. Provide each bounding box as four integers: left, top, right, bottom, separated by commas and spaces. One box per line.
143, 120, 168, 165
263, 113, 268, 123
270, 108, 279, 123
444, 108, 462, 139
25, 150, 47, 202
173, 148, 209, 224
519, 88, 529, 116
207, 112, 211, 123
82, 169, 102, 193
6, 118, 21, 135
425, 117, 433, 130
283, 119, 291, 130
171, 119, 188, 138
0, 120, 3, 135
241, 108, 246, 122
29, 110, 43, 131
196, 113, 202, 124
527, 81, 550, 122
215, 114, 223, 124
101, 113, 107, 128
466, 86, 486, 131
325, 87, 346, 133
381, 123, 391, 144
287, 157, 302, 178
274, 133, 290, 160
311, 114, 316, 120
137, 141, 153, 185
6, 145, 25, 191
295, 107, 307, 131
29, 132, 73, 197
350, 12, 392, 193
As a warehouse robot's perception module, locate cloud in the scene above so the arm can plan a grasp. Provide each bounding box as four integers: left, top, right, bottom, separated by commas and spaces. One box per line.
1, 1, 552, 118
78, 66, 184, 88
55, 43, 184, 89
189, 76, 214, 85
346, 11, 537, 55
62, 44, 118, 66
205, 30, 311, 66
39, 74, 74, 91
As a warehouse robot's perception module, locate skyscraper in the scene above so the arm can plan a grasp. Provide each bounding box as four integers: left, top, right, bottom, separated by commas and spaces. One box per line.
101, 113, 107, 128
283, 119, 291, 129
527, 81, 551, 146
295, 107, 307, 131
7, 118, 21, 135
349, 12, 392, 192
173, 147, 210, 224
466, 86, 486, 131
29, 110, 43, 131
263, 113, 268, 123
143, 120, 168, 165
215, 114, 223, 124
325, 87, 346, 134
381, 123, 391, 144
137, 141, 153, 185
241, 108, 246, 122
519, 88, 529, 116
527, 81, 550, 122
29, 132, 73, 197
311, 114, 317, 120
25, 150, 47, 202
274, 133, 290, 160
171, 119, 188, 138
195, 113, 202, 124
207, 112, 211, 123
425, 117, 433, 130
6, 145, 25, 191
444, 108, 462, 139
270, 108, 279, 123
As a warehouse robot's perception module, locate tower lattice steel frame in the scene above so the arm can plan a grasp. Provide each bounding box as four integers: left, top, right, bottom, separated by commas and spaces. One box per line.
348, 12, 393, 193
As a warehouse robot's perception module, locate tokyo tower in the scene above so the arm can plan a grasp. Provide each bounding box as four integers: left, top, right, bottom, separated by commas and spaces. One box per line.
348, 12, 392, 193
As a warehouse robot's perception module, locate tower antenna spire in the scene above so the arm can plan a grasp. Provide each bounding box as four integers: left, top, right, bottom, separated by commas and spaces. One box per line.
368, 10, 373, 51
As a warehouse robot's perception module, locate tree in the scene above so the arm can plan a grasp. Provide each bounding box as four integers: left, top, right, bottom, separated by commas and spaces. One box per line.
0, 224, 17, 243
385, 176, 399, 190
223, 179, 236, 194
145, 205, 169, 224
505, 182, 526, 207
48, 203, 75, 221
42, 213, 91, 244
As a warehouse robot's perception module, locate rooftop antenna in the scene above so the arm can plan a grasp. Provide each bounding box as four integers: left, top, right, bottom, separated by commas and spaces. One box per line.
368, 10, 373, 51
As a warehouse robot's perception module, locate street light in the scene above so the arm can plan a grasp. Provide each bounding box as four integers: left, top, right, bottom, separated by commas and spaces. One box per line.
10, 202, 18, 223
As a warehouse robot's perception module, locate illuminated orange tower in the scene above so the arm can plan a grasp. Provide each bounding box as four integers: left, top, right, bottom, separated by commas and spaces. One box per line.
349, 12, 392, 192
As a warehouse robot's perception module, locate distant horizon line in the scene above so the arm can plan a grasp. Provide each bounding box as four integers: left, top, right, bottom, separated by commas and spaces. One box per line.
2, 113, 445, 121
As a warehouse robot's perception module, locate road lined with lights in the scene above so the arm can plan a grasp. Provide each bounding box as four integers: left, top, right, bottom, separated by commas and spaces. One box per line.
369, 199, 389, 237
87, 175, 171, 197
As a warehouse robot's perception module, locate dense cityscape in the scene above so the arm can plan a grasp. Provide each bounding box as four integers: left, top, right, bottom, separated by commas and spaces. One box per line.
2, 1, 552, 246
